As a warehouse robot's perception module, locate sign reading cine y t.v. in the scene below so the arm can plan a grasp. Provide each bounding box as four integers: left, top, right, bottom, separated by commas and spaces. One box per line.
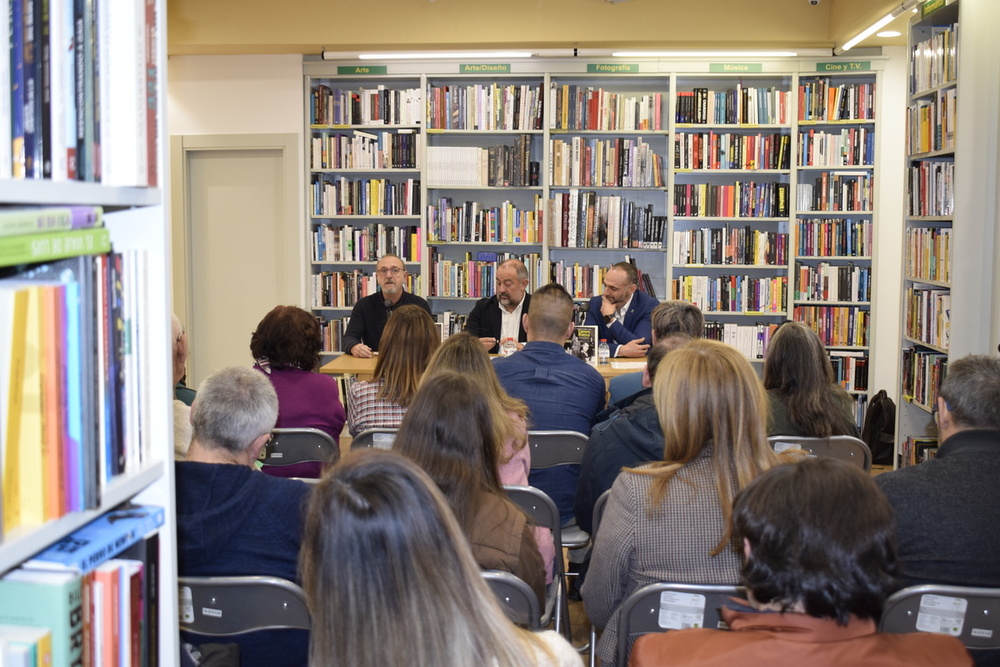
816, 61, 872, 72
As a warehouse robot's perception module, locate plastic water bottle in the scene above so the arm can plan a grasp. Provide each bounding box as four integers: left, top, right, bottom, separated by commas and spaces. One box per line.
500, 337, 518, 357
598, 339, 610, 365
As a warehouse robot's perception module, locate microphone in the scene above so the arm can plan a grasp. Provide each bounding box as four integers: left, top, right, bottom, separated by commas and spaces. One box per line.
383, 299, 393, 309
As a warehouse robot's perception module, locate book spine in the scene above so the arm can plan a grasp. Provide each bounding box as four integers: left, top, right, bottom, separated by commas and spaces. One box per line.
0, 227, 111, 267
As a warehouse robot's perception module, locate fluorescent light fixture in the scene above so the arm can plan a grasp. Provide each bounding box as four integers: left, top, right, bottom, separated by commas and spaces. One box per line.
839, 0, 919, 53
612, 50, 798, 58
355, 51, 533, 60
877, 30, 902, 37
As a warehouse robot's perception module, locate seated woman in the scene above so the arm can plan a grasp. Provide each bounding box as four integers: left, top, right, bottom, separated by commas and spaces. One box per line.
582, 339, 794, 667
251, 305, 346, 476
629, 457, 972, 667
763, 320, 860, 437
347, 304, 438, 436
300, 450, 581, 667
422, 332, 555, 583
393, 371, 546, 604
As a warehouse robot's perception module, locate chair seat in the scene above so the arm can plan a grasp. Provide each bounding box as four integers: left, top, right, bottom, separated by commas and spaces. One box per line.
562, 524, 590, 550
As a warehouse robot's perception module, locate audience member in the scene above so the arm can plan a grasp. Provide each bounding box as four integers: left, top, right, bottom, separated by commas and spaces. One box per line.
347, 304, 439, 435
393, 371, 546, 602
763, 321, 859, 437
629, 458, 972, 667
300, 450, 582, 667
172, 313, 196, 405
176, 366, 312, 667
582, 340, 791, 666
465, 258, 532, 354
584, 262, 656, 358
877, 354, 1000, 591
494, 283, 606, 524
342, 254, 432, 358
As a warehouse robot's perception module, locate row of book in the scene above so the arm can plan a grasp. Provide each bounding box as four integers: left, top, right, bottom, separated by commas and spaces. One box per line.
828, 349, 869, 393
428, 251, 544, 299
796, 172, 873, 213
673, 181, 790, 218
796, 80, 876, 122
310, 129, 419, 170
908, 160, 954, 217
702, 321, 778, 360
549, 136, 665, 188
550, 261, 609, 300
905, 227, 951, 283
0, 505, 163, 666
319, 316, 348, 353
671, 274, 788, 314
797, 127, 874, 167
795, 217, 873, 257
549, 85, 664, 132
435, 310, 470, 340
427, 197, 543, 244
671, 226, 788, 266
793, 305, 869, 347
910, 22, 959, 95
794, 262, 871, 303
907, 89, 957, 155
426, 136, 538, 187
311, 223, 421, 263
2, 0, 158, 184
901, 347, 948, 411
310, 85, 422, 127
548, 190, 667, 249
310, 177, 421, 216
673, 131, 791, 171
310, 271, 418, 310
675, 86, 791, 125
426, 83, 543, 131
905, 286, 951, 350
900, 436, 938, 467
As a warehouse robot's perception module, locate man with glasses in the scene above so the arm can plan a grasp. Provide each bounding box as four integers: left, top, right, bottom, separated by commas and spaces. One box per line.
343, 254, 431, 358
465, 258, 532, 354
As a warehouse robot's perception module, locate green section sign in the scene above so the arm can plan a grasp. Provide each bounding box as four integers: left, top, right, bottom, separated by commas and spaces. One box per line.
587, 63, 639, 74
709, 63, 763, 73
460, 63, 511, 74
816, 61, 872, 72
921, 0, 946, 18
337, 65, 387, 75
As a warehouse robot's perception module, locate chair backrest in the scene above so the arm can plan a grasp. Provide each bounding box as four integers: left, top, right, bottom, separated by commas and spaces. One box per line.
617, 582, 744, 666
259, 428, 339, 467
350, 427, 398, 451
591, 488, 612, 540
768, 434, 872, 472
178, 575, 311, 635
526, 430, 587, 469
879, 584, 1000, 653
502, 484, 565, 630
482, 570, 541, 630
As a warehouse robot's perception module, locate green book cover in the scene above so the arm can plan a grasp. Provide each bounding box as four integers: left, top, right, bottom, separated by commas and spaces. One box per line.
0, 227, 111, 268
0, 569, 83, 666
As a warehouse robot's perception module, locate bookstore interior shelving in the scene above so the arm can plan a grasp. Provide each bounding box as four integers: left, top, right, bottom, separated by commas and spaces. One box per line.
305, 57, 885, 423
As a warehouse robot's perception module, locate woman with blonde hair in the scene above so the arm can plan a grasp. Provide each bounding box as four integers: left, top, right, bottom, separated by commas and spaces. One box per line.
347, 304, 439, 435
582, 339, 795, 666
422, 332, 555, 583
300, 450, 582, 667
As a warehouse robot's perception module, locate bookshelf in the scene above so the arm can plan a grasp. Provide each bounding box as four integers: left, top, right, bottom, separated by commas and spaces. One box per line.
0, 0, 176, 663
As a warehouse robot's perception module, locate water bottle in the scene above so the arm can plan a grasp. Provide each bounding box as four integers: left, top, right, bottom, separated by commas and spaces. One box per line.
598, 339, 610, 365
500, 337, 518, 357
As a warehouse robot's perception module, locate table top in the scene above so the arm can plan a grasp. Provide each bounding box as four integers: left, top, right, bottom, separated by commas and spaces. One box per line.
319, 353, 645, 380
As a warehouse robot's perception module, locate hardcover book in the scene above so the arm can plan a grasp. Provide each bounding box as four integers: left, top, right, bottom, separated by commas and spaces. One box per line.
565, 325, 598, 367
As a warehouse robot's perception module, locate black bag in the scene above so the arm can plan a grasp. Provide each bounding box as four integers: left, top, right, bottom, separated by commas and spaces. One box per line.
861, 389, 896, 465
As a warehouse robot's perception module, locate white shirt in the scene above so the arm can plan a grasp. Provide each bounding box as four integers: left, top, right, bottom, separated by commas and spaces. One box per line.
498, 296, 526, 343
614, 293, 634, 325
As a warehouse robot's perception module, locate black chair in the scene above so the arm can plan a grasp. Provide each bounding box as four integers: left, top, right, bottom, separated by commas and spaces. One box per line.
350, 427, 398, 450
483, 570, 541, 631
178, 575, 311, 635
258, 427, 339, 476
768, 434, 872, 472
527, 430, 590, 551
879, 584, 1000, 659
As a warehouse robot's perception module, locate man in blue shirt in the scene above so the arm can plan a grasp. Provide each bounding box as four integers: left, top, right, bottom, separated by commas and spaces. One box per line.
494, 283, 606, 524
584, 262, 658, 358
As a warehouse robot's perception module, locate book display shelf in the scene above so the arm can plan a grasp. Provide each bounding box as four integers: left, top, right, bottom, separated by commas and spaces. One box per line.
0, 0, 177, 663
896, 0, 959, 467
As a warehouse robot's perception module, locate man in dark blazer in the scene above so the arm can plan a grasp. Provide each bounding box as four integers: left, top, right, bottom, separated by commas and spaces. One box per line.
464, 258, 531, 354
584, 262, 657, 358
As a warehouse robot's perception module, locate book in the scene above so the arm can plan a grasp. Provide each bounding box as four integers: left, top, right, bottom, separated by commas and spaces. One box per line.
23, 504, 165, 573
92, 560, 120, 666
565, 325, 598, 367
0, 227, 111, 268
0, 206, 103, 238
119, 532, 158, 667
0, 568, 84, 666
0, 625, 53, 666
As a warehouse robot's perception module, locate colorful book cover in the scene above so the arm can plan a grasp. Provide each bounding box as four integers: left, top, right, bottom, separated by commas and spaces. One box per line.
0, 568, 84, 666
565, 325, 598, 367
0, 227, 111, 268
0, 206, 104, 238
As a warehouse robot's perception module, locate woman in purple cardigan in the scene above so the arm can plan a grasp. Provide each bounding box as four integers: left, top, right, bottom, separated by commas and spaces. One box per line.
251, 305, 346, 476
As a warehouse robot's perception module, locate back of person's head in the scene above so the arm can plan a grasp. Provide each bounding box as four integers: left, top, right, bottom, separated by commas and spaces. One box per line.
249, 305, 322, 371
300, 450, 546, 667
373, 304, 439, 406
172, 314, 189, 385
763, 321, 855, 437
734, 457, 898, 625
191, 366, 278, 453
393, 371, 502, 531
939, 354, 1000, 430
644, 339, 779, 554
527, 283, 574, 341
644, 336, 689, 384
651, 300, 704, 341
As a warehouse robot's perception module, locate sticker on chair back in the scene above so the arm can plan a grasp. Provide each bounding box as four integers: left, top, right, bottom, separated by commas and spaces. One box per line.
657, 591, 707, 629
180, 586, 194, 623
373, 433, 396, 450
915, 594, 968, 636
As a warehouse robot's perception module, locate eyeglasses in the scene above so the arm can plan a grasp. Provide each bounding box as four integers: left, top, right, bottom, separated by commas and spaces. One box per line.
376, 267, 403, 276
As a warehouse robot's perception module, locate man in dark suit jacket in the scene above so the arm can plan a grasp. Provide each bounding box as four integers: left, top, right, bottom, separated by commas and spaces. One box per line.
464, 258, 531, 354
584, 261, 657, 358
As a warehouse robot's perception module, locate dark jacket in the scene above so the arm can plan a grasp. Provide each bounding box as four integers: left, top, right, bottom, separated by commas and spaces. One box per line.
464, 293, 531, 354
584, 289, 658, 357
341, 290, 432, 354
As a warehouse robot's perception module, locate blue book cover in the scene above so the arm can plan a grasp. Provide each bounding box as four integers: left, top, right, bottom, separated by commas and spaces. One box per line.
23, 504, 164, 573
